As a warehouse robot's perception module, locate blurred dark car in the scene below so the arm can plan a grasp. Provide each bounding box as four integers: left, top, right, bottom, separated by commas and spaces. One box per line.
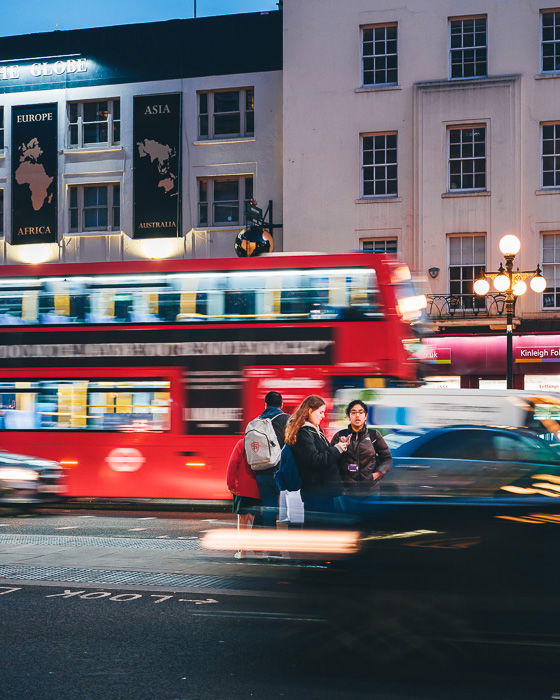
0, 450, 65, 506
289, 427, 560, 668
381, 424, 560, 498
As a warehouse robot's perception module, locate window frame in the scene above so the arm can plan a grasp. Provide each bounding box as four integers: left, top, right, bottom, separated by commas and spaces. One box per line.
68, 183, 121, 234
541, 9, 560, 74
542, 231, 560, 309
361, 131, 398, 198
0, 189, 3, 238
197, 88, 255, 141
361, 238, 398, 254
448, 14, 488, 80
0, 107, 4, 151
67, 99, 121, 150
361, 22, 398, 87
541, 122, 560, 189
447, 124, 487, 192
448, 233, 486, 310
197, 175, 254, 227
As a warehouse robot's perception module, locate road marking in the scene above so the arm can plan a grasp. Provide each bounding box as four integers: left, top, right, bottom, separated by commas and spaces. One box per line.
0, 587, 21, 595
128, 528, 147, 531
138, 517, 156, 520
55, 526, 78, 530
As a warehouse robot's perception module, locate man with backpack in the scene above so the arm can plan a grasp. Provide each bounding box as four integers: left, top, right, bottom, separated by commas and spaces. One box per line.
244, 391, 289, 527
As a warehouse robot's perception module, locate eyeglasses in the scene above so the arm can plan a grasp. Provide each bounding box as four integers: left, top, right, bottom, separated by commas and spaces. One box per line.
349, 410, 366, 416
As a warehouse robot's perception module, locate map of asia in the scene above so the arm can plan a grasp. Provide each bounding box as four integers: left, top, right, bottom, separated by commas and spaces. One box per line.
133, 93, 181, 239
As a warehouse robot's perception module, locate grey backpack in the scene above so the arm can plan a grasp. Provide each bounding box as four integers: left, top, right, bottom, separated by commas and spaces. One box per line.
244, 415, 282, 471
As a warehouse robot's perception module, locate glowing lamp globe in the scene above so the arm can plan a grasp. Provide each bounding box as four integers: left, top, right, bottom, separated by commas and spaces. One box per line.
512, 279, 527, 296
499, 234, 521, 256
473, 278, 490, 295
530, 274, 547, 294
234, 226, 274, 257
493, 274, 510, 292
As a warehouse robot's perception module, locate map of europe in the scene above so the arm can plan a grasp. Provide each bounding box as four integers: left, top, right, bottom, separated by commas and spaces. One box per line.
136, 139, 177, 195
14, 138, 54, 211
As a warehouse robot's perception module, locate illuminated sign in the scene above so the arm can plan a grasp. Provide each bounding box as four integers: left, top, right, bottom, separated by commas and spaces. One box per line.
0, 57, 87, 82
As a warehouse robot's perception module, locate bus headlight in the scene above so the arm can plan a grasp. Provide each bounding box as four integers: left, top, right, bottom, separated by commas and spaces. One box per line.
397, 294, 427, 320
0, 468, 40, 481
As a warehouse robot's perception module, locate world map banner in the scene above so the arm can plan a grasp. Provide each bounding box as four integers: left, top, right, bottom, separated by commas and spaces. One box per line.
133, 93, 181, 239
11, 103, 57, 245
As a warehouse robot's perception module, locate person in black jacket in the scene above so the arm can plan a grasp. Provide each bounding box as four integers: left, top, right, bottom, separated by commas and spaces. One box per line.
285, 394, 347, 514
331, 399, 392, 493
254, 391, 289, 526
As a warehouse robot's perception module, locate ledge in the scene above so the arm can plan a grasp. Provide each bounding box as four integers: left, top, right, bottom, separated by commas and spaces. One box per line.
63, 146, 124, 155
416, 74, 520, 90
535, 188, 560, 195
193, 137, 256, 146
355, 85, 401, 93
535, 73, 560, 80
441, 190, 490, 199
355, 196, 401, 204
62, 229, 124, 237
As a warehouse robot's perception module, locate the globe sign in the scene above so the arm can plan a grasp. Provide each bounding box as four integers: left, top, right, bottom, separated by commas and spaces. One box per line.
234, 226, 274, 257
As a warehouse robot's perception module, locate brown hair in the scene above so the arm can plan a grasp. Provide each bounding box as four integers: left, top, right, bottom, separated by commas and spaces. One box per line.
284, 395, 326, 446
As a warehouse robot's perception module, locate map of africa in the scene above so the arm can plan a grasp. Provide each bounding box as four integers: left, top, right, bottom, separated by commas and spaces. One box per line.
136, 138, 177, 194
15, 138, 54, 211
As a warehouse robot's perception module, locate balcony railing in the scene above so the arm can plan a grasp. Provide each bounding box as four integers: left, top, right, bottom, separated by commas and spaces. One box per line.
426, 293, 512, 321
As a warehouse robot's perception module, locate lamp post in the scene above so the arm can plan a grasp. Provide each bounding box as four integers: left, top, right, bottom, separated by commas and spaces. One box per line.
474, 234, 547, 390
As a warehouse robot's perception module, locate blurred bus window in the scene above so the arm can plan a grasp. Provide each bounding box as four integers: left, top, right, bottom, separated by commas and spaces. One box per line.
0, 379, 170, 431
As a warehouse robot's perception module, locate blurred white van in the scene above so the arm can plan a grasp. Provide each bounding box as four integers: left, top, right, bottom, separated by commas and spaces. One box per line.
332, 387, 560, 437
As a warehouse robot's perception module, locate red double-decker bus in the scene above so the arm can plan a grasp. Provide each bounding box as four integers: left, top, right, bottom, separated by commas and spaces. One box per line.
0, 253, 423, 500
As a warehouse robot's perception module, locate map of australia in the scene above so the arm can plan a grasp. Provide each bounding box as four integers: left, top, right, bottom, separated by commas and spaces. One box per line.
15, 138, 54, 211
136, 138, 177, 195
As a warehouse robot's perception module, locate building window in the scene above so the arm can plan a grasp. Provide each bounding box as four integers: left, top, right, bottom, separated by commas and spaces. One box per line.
362, 133, 397, 197
0, 107, 4, 150
361, 24, 398, 86
448, 126, 486, 191
542, 123, 560, 188
542, 10, 560, 73
449, 235, 486, 309
198, 176, 253, 226
68, 100, 120, 148
449, 16, 487, 79
362, 239, 397, 254
543, 233, 560, 308
69, 184, 120, 233
198, 89, 254, 140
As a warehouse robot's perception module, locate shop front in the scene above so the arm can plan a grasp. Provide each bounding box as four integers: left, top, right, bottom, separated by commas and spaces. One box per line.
421, 334, 560, 391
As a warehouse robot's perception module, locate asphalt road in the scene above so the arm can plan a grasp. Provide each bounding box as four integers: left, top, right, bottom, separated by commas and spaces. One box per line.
0, 508, 558, 700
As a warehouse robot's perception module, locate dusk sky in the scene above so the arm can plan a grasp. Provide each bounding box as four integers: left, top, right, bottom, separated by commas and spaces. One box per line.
0, 0, 279, 37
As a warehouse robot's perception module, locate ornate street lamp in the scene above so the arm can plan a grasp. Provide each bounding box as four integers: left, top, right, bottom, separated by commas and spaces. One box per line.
474, 234, 546, 389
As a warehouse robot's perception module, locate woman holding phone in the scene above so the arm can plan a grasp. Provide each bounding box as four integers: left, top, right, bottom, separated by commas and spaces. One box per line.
285, 395, 348, 515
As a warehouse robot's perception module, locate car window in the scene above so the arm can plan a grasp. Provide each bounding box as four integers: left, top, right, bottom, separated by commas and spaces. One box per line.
413, 430, 497, 460
384, 432, 423, 450
493, 433, 560, 464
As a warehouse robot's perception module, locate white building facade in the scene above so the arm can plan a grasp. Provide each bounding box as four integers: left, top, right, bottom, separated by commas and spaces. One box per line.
283, 0, 560, 313
282, 0, 560, 388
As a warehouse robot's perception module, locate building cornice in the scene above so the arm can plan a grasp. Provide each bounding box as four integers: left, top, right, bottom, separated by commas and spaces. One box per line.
415, 74, 521, 91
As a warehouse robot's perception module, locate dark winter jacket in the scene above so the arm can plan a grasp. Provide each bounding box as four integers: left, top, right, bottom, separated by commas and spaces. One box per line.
291, 423, 344, 504
331, 425, 392, 490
